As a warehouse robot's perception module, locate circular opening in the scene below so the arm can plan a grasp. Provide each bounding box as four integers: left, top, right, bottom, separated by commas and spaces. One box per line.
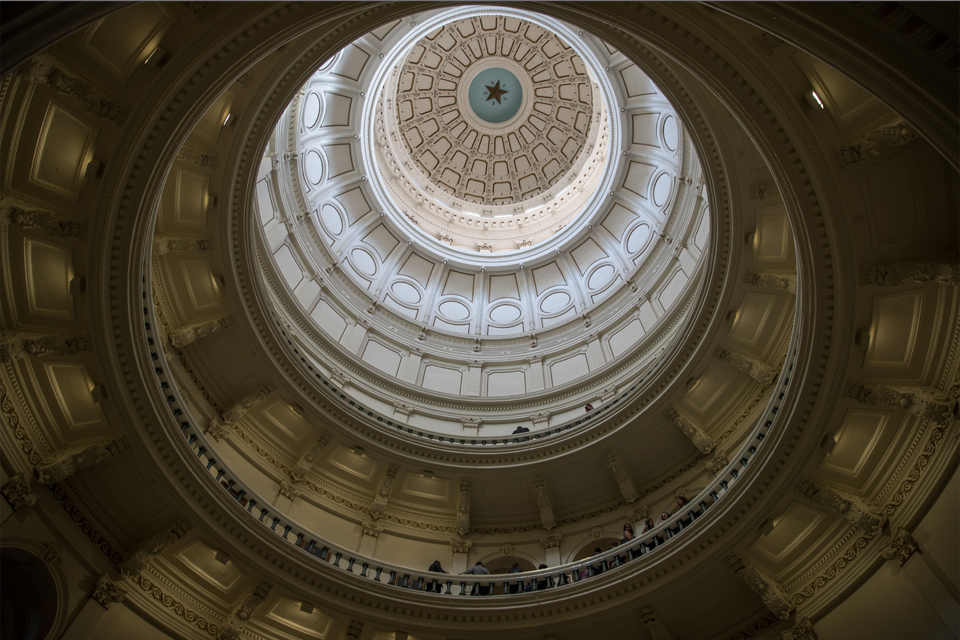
468, 67, 523, 124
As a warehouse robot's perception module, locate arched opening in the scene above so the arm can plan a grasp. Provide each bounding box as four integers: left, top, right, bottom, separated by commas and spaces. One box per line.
0, 548, 58, 640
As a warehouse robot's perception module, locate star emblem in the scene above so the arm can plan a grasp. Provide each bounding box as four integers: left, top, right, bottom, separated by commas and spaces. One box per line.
484, 80, 508, 105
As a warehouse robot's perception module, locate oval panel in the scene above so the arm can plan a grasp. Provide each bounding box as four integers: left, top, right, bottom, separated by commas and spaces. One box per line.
351, 248, 377, 276
626, 223, 651, 254
391, 281, 421, 304
540, 291, 571, 313
489, 303, 521, 323
663, 114, 678, 151
652, 173, 671, 207
439, 300, 470, 320
305, 150, 324, 184
320, 204, 343, 235
303, 92, 322, 129
588, 264, 615, 290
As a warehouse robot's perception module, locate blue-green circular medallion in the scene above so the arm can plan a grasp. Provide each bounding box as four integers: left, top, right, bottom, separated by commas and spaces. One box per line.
468, 68, 523, 124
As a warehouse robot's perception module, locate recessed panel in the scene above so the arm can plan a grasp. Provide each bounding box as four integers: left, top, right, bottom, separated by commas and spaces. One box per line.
309, 299, 347, 341
322, 143, 354, 178
30, 104, 95, 199
865, 290, 922, 368
439, 299, 470, 320
24, 237, 72, 316
751, 501, 826, 563
422, 365, 462, 394
823, 410, 888, 477
44, 363, 103, 429
487, 370, 526, 396
550, 352, 589, 386
360, 340, 401, 376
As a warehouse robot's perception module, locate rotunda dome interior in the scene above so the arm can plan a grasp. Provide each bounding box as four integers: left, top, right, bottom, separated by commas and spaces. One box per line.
0, 3, 957, 640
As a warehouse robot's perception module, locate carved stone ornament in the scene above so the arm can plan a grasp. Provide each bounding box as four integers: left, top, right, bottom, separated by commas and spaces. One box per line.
630, 503, 649, 522
745, 271, 797, 294
881, 527, 920, 567
598, 385, 617, 401
153, 236, 212, 256
392, 401, 413, 416
529, 411, 550, 424
461, 417, 481, 429
780, 617, 817, 640
715, 347, 776, 385
16, 55, 123, 121
168, 316, 229, 349
836, 120, 915, 166
847, 380, 957, 423
456, 480, 471, 536
540, 534, 562, 549
369, 465, 398, 520
450, 539, 473, 554
206, 421, 227, 442
0, 333, 89, 362
362, 520, 384, 538
219, 581, 272, 640
345, 619, 364, 639
666, 408, 716, 454
221, 384, 274, 424
706, 450, 729, 475
798, 477, 886, 533
1, 473, 38, 510
501, 543, 512, 556
278, 481, 300, 501
290, 433, 331, 483
176, 144, 217, 168
91, 574, 125, 609
862, 254, 959, 287
1, 203, 84, 238
35, 439, 126, 485
41, 542, 63, 565
751, 182, 778, 200
727, 553, 794, 620
330, 370, 347, 385
639, 604, 676, 640
605, 452, 639, 503
118, 519, 191, 577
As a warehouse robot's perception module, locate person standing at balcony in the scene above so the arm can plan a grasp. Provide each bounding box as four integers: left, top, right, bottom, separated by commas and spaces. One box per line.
461, 561, 490, 595
427, 560, 447, 592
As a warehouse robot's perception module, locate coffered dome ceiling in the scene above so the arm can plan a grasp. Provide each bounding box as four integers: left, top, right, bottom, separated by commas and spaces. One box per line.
2, 2, 957, 639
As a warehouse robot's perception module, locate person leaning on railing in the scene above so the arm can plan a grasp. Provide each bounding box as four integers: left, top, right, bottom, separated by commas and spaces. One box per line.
460, 561, 491, 595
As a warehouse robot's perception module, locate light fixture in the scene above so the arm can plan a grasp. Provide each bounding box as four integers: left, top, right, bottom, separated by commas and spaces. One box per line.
760, 519, 775, 536
820, 433, 838, 454
206, 195, 217, 210
299, 601, 315, 614
744, 231, 755, 245
290, 403, 304, 417
352, 446, 365, 456
85, 159, 102, 181
422, 470, 434, 479
90, 385, 107, 404
214, 550, 231, 564
144, 47, 166, 67
69, 276, 85, 295
804, 89, 825, 110
222, 113, 235, 126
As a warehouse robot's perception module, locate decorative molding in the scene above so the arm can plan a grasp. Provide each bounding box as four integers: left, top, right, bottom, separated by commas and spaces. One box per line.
881, 527, 920, 567
750, 182, 778, 200
1, 203, 84, 238
35, 439, 127, 485
153, 236, 212, 255
727, 553, 794, 620
721, 613, 779, 640
220, 384, 274, 424
540, 534, 562, 549
91, 574, 125, 609
835, 119, 915, 166
706, 450, 729, 475
119, 519, 191, 578
533, 475, 556, 530
217, 580, 271, 640
278, 480, 300, 501
50, 483, 123, 563
790, 531, 877, 605
798, 477, 887, 533
862, 254, 959, 287
168, 316, 230, 349
290, 433, 331, 483
605, 451, 639, 503
639, 604, 676, 640
666, 408, 715, 454
744, 271, 797, 294
847, 380, 957, 423
0, 333, 89, 362
176, 144, 217, 168
450, 539, 472, 554
361, 520, 384, 538
368, 465, 398, 520
529, 411, 550, 425
392, 401, 413, 417
1, 472, 38, 511
780, 618, 817, 640
716, 347, 776, 385
16, 54, 123, 121
456, 479, 471, 536
131, 571, 220, 635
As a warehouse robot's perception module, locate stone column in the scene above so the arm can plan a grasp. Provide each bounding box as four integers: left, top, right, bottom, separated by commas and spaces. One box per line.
847, 380, 957, 422
60, 575, 125, 640
780, 617, 817, 640
168, 316, 230, 349
450, 539, 472, 573
666, 408, 715, 454
341, 319, 367, 354
118, 520, 191, 578
798, 477, 886, 533
541, 534, 562, 567
533, 476, 556, 530
862, 255, 958, 287
290, 432, 331, 483
882, 528, 959, 637
639, 605, 676, 640
358, 520, 383, 556
451, 480, 470, 537
727, 553, 794, 620
369, 466, 398, 520
715, 347, 777, 385
0, 472, 38, 524
527, 355, 544, 392
399, 347, 422, 383
605, 452, 639, 503
35, 439, 126, 485
217, 581, 272, 640
0, 333, 89, 362
465, 360, 482, 397
745, 271, 797, 294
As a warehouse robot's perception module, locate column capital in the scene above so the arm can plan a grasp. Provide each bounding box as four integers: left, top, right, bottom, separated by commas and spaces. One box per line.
1, 472, 38, 510
450, 539, 472, 554
91, 575, 125, 609
881, 527, 921, 566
